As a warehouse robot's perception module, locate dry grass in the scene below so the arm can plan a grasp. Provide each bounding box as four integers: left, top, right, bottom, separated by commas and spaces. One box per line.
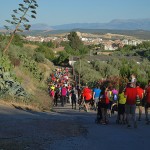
0, 99, 40, 112
14, 67, 37, 94
23, 43, 38, 50
9, 61, 54, 112
0, 89, 52, 112
53, 46, 64, 52
0, 43, 55, 112
38, 61, 54, 81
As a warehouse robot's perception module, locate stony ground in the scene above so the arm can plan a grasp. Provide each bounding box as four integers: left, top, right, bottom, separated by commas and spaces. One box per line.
0, 102, 150, 150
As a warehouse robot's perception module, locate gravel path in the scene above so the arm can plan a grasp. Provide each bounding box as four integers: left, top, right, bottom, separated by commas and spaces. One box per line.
0, 103, 149, 150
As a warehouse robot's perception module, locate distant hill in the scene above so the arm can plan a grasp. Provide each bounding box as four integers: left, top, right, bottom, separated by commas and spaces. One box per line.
30, 23, 52, 30
51, 18, 150, 30
1, 18, 150, 39
28, 18, 150, 31
1, 18, 150, 31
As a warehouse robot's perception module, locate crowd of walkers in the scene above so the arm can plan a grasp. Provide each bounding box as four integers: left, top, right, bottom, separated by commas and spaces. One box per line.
48, 67, 70, 107
48, 68, 150, 128
93, 76, 150, 128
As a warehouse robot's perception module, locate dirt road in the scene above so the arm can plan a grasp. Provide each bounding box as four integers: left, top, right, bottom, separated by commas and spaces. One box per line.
0, 103, 149, 150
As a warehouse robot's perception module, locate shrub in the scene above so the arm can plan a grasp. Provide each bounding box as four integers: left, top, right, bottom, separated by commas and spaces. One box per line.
33, 52, 45, 63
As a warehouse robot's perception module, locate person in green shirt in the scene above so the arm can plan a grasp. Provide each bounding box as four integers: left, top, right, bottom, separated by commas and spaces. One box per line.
116, 87, 126, 124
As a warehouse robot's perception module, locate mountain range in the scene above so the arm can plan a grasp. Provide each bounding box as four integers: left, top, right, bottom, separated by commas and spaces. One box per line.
28, 18, 150, 31
1, 18, 150, 31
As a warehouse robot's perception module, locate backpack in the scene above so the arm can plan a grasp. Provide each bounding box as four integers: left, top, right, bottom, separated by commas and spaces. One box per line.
100, 93, 109, 104
100, 95, 106, 103
113, 94, 118, 101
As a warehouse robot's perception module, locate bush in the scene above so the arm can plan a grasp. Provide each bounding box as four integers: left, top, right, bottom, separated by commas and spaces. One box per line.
33, 52, 45, 63
35, 45, 54, 61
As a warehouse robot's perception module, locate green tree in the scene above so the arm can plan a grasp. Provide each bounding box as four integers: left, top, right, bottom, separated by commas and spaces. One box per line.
137, 41, 150, 49
35, 45, 54, 61
74, 59, 102, 85
43, 41, 55, 48
68, 32, 83, 50
11, 34, 24, 47
54, 51, 69, 65
33, 52, 45, 63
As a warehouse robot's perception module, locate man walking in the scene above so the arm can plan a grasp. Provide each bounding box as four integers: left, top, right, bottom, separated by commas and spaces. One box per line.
125, 82, 138, 128
93, 86, 101, 111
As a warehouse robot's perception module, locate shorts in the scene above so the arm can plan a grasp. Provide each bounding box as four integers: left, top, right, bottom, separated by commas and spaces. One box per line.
136, 101, 142, 106
136, 98, 142, 106
94, 97, 99, 103
85, 100, 92, 104
125, 104, 136, 115
118, 104, 125, 115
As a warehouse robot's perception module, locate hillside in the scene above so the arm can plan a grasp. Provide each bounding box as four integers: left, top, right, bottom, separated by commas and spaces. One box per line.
0, 40, 55, 111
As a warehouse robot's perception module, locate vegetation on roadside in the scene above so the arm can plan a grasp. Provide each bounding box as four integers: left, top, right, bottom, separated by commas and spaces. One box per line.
66, 39, 150, 88
0, 0, 54, 111
0, 0, 150, 110
0, 34, 54, 111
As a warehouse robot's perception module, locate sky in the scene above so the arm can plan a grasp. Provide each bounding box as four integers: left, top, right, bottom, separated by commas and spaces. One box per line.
0, 0, 150, 26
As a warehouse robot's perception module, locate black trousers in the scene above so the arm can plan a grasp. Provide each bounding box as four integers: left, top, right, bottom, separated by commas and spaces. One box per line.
72, 99, 76, 108
61, 96, 66, 106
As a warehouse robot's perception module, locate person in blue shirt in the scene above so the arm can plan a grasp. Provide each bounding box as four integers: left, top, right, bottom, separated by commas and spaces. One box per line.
93, 86, 101, 110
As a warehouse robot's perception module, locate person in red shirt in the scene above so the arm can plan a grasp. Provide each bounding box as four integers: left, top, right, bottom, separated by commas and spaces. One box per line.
136, 82, 144, 121
125, 82, 138, 128
145, 80, 150, 123
82, 85, 92, 112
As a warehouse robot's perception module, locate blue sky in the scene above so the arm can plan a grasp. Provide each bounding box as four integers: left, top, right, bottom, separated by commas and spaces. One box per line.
0, 0, 150, 26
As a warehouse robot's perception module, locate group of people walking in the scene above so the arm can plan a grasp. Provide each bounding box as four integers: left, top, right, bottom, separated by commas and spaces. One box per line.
48, 68, 150, 128
48, 67, 79, 109
93, 79, 150, 127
